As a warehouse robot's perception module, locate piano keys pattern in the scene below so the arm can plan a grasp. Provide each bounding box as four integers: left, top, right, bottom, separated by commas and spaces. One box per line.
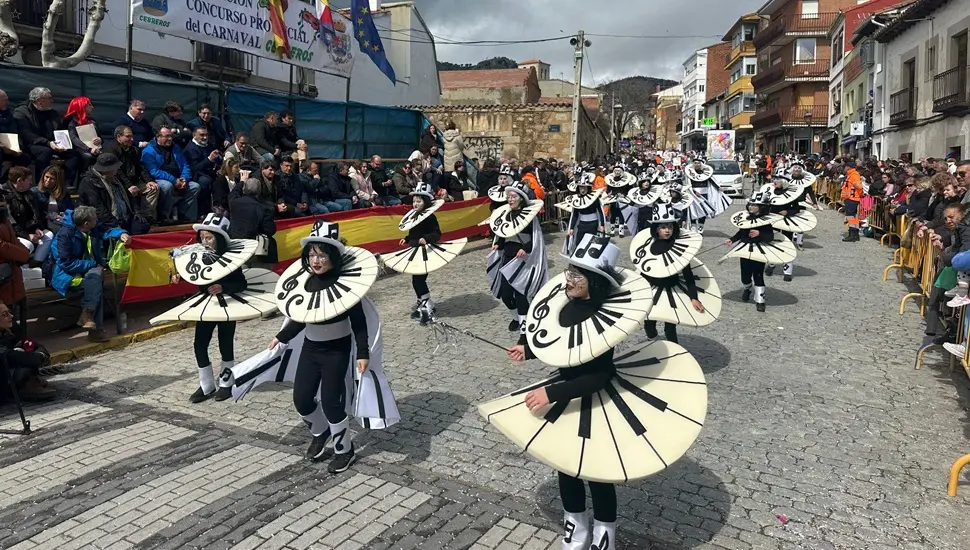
487, 185, 509, 203
275, 246, 379, 324
720, 235, 797, 265
398, 199, 445, 232
380, 238, 468, 275
627, 186, 662, 207
771, 210, 817, 233
526, 269, 653, 368
606, 172, 637, 188
630, 229, 702, 279
659, 185, 694, 210
478, 340, 707, 483
768, 183, 804, 206
645, 259, 721, 328
174, 239, 259, 286
150, 268, 279, 325
489, 199, 544, 238
729, 211, 785, 230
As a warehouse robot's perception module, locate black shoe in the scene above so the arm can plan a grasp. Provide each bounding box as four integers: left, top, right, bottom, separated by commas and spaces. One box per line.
932, 334, 952, 346
741, 288, 752, 302
645, 324, 658, 339
409, 310, 421, 320
508, 319, 520, 332
190, 386, 215, 404
305, 430, 333, 461
419, 308, 434, 327
764, 265, 775, 276
783, 274, 793, 282
328, 446, 356, 473
756, 303, 766, 313
213, 386, 233, 402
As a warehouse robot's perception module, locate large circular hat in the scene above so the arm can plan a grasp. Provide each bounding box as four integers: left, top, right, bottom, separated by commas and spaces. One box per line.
527, 234, 653, 368
192, 212, 231, 243
764, 181, 803, 206
477, 339, 707, 483
176, 213, 258, 286
627, 185, 662, 206
409, 181, 435, 201
488, 184, 510, 203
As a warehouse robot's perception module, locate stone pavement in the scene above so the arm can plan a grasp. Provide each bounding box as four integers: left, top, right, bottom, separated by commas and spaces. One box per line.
3, 207, 970, 549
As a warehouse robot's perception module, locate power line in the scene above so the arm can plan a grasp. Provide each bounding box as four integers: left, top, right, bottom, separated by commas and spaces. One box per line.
586, 33, 727, 39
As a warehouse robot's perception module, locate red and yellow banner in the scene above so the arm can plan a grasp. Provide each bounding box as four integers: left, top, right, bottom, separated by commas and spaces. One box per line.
122, 199, 491, 304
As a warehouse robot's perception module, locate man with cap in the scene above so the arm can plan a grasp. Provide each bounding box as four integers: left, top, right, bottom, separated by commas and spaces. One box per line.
78, 152, 151, 235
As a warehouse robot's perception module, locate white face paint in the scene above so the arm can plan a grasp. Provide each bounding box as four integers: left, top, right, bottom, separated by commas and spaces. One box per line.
507, 192, 522, 209
199, 230, 218, 251
411, 195, 425, 210
498, 174, 510, 186
613, 168, 623, 178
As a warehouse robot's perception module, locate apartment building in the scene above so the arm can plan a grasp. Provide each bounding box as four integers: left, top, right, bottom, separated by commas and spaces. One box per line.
751, 0, 865, 155
721, 14, 762, 155
680, 48, 709, 152
873, 0, 970, 160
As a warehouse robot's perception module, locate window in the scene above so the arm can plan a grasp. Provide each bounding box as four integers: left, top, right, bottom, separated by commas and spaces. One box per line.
744, 25, 755, 41
744, 58, 757, 75
795, 38, 816, 64
731, 68, 742, 82
801, 0, 818, 18
831, 31, 844, 68
743, 94, 756, 111
699, 84, 705, 92
926, 45, 937, 80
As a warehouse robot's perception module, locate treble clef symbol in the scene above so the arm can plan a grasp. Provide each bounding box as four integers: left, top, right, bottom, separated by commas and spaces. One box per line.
185, 252, 203, 282
277, 270, 302, 300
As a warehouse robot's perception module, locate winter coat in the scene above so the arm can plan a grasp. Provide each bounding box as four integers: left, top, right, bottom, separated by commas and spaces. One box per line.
392, 167, 418, 197
77, 168, 137, 229
227, 194, 277, 264
275, 124, 299, 153
277, 171, 305, 208
349, 168, 375, 201
326, 171, 355, 202
112, 114, 154, 146
1, 183, 46, 240
223, 143, 262, 168
102, 140, 152, 189
370, 167, 397, 199
186, 116, 229, 147
250, 119, 276, 156
12, 103, 61, 148
141, 139, 191, 183
521, 172, 545, 201
477, 169, 499, 192
151, 113, 191, 147
49, 210, 123, 296
442, 129, 466, 170
65, 117, 99, 154
0, 216, 30, 305
183, 140, 220, 181
419, 130, 439, 155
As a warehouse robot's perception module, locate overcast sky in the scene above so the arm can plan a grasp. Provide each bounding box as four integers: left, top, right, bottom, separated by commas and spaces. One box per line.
407, 0, 766, 84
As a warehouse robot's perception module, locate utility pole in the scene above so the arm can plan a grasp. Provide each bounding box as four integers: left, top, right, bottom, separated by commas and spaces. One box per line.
609, 93, 615, 155
569, 31, 589, 164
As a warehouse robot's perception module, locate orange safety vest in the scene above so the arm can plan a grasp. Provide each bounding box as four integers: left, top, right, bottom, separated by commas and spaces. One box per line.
841, 169, 864, 201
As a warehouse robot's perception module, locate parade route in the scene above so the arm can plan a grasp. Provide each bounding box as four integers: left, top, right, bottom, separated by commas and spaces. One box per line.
3, 209, 970, 550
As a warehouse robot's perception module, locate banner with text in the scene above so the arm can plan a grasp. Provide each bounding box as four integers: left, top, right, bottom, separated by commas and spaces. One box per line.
132, 0, 355, 77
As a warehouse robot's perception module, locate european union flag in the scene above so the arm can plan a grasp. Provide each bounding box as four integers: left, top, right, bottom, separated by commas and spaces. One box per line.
351, 0, 396, 85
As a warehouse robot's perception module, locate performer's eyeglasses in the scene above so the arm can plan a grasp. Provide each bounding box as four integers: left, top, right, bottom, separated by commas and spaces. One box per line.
308, 254, 330, 263
563, 268, 585, 282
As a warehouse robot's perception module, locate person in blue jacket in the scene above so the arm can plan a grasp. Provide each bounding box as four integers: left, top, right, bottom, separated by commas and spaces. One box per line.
141, 127, 201, 223
49, 206, 128, 343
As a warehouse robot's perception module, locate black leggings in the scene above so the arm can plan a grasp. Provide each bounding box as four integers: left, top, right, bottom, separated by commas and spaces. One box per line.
194, 321, 236, 368
559, 471, 617, 522
609, 206, 624, 224
293, 336, 351, 423
499, 276, 529, 314
574, 220, 599, 248
412, 274, 429, 297
646, 320, 678, 343
740, 258, 766, 286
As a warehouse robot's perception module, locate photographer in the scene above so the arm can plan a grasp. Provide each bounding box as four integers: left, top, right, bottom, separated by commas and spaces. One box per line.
0, 303, 55, 402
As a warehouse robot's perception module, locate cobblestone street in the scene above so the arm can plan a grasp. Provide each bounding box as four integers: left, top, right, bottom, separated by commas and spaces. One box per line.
3, 209, 970, 549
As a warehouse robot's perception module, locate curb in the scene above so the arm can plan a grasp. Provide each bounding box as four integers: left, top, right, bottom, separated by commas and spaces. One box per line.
50, 236, 496, 365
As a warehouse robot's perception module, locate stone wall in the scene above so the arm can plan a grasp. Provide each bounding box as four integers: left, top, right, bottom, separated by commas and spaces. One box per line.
416, 104, 608, 162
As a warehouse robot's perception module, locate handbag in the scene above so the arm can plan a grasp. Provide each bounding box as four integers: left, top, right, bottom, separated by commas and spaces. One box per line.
107, 241, 131, 272
935, 266, 958, 290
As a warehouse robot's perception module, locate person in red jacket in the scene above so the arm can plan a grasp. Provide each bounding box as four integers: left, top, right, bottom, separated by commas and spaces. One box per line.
841, 159, 865, 242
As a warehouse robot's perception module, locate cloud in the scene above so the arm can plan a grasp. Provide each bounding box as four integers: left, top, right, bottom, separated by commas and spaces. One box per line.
407, 0, 766, 84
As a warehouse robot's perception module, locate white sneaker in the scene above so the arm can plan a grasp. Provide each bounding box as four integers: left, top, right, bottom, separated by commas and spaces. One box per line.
943, 342, 966, 358
947, 295, 970, 308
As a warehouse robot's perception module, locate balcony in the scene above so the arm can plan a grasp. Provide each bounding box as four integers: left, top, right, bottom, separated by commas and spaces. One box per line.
933, 66, 969, 113
889, 88, 918, 125
11, 0, 87, 38
752, 12, 839, 49
725, 42, 756, 69
751, 105, 829, 130
751, 59, 830, 93
195, 44, 254, 80
728, 76, 753, 99
730, 111, 754, 129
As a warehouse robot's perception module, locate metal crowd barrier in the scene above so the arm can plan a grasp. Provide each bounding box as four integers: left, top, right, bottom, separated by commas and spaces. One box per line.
540, 189, 570, 230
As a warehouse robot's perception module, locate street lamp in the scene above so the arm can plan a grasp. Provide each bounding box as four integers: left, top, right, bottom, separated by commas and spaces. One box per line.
804, 111, 812, 155
611, 101, 623, 153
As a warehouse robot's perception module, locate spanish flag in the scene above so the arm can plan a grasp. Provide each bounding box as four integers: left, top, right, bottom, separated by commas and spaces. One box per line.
267, 0, 291, 59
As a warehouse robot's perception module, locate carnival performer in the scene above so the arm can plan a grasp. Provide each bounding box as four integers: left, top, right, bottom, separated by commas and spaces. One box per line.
631, 203, 721, 342
786, 162, 823, 250
684, 159, 732, 234
487, 180, 548, 336
480, 233, 707, 550
488, 164, 515, 212
604, 165, 638, 237
233, 220, 398, 471
383, 182, 467, 325
721, 188, 796, 312
151, 213, 278, 403
764, 176, 817, 282
561, 173, 607, 255
629, 171, 663, 233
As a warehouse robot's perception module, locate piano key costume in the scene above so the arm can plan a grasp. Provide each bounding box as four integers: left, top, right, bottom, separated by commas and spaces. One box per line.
629, 171, 663, 233
764, 177, 817, 282
232, 220, 398, 473
487, 164, 515, 212
383, 183, 467, 325
479, 234, 707, 550
721, 189, 796, 312
487, 181, 549, 335
631, 204, 720, 342
561, 174, 607, 255
151, 213, 275, 403
684, 160, 732, 234
604, 166, 638, 237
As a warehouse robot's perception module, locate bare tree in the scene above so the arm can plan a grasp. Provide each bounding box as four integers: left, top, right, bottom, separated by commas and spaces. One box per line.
41, 0, 107, 68
0, 0, 19, 60
0, 0, 107, 66
597, 77, 675, 141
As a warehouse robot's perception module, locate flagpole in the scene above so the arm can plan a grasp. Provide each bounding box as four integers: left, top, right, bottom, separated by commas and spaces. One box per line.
343, 75, 351, 159
125, 0, 134, 102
